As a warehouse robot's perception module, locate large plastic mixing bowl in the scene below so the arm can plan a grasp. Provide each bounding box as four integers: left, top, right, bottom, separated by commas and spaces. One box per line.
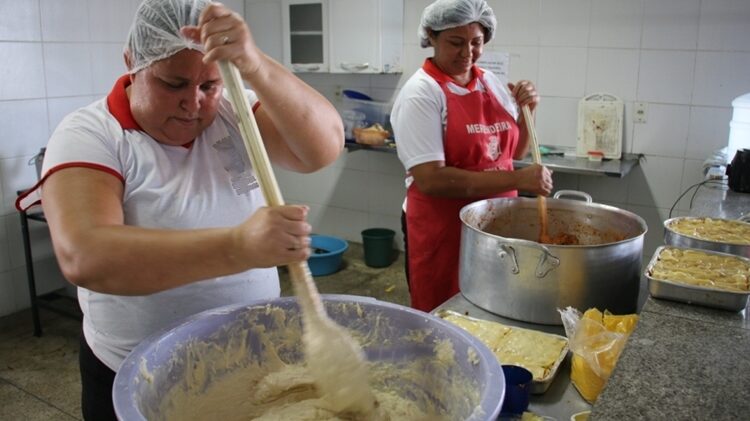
113, 295, 505, 420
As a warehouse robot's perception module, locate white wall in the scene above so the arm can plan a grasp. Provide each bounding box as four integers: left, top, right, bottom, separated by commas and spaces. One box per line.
0, 0, 748, 317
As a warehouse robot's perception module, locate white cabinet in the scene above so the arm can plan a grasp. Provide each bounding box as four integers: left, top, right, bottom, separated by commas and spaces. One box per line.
281, 0, 329, 73
275, 0, 402, 73
328, 0, 403, 74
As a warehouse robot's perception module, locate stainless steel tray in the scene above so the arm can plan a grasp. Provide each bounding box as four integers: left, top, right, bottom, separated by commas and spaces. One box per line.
434, 309, 568, 394
645, 245, 750, 312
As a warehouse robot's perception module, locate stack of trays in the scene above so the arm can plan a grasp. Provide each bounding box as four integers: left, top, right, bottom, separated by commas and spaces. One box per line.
652, 216, 750, 311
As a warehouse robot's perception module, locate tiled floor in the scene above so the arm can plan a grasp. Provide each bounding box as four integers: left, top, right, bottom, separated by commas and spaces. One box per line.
0, 242, 409, 420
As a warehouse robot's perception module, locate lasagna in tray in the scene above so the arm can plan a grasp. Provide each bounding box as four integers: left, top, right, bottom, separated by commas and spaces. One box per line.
668, 217, 750, 245
436, 310, 568, 381
649, 247, 750, 292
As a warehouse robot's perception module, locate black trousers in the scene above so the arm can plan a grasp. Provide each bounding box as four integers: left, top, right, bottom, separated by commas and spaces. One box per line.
79, 332, 117, 421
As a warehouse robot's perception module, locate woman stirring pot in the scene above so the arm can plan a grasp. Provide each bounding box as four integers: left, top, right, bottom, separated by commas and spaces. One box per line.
391, 0, 553, 312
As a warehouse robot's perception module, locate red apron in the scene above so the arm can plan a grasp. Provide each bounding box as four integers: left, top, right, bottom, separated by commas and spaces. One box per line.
406, 60, 519, 312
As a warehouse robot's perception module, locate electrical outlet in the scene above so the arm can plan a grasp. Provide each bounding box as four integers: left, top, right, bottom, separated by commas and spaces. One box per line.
634, 102, 647, 124
334, 85, 342, 99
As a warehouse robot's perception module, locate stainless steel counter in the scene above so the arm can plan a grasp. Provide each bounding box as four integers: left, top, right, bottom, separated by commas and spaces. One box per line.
434, 294, 592, 420
513, 147, 642, 178
345, 143, 641, 178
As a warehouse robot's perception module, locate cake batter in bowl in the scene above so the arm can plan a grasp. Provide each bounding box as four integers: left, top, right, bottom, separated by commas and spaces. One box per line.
113, 295, 504, 420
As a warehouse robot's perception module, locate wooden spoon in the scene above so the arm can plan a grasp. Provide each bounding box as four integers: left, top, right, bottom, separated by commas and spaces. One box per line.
521, 104, 551, 244
218, 62, 380, 417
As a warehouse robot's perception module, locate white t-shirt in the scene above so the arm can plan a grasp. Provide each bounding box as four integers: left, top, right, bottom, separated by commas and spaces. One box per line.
26, 76, 280, 371
391, 63, 518, 180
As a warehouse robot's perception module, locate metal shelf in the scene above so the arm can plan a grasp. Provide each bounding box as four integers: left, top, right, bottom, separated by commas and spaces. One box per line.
513, 147, 643, 178
345, 143, 642, 178
344, 141, 397, 153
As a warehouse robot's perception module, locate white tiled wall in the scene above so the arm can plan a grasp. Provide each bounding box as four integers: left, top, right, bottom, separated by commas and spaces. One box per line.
1, 0, 749, 317
0, 0, 244, 317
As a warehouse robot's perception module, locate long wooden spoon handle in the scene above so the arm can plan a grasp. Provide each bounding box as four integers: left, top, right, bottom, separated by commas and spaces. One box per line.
521, 105, 550, 241
218, 61, 323, 315
218, 62, 284, 206
522, 105, 542, 165
219, 63, 377, 417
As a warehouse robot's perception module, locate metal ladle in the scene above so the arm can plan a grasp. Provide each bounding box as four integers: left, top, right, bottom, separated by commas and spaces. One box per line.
218, 62, 380, 417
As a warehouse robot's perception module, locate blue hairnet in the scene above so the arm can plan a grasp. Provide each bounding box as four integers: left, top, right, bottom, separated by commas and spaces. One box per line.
418, 0, 496, 48
125, 0, 210, 73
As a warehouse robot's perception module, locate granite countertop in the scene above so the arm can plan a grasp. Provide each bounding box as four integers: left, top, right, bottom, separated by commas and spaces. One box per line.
687, 180, 750, 220
591, 181, 750, 420
591, 298, 750, 420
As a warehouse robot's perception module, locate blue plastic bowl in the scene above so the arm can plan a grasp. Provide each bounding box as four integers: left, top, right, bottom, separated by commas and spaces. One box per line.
342, 89, 373, 101
307, 235, 348, 276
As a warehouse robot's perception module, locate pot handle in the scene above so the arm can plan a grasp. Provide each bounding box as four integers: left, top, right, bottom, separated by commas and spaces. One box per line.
497, 244, 520, 274
497, 241, 560, 278
535, 245, 560, 277
553, 190, 592, 203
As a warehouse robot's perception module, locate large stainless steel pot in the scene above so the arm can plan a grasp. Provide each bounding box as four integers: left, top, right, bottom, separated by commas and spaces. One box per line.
663, 216, 750, 258
459, 191, 647, 325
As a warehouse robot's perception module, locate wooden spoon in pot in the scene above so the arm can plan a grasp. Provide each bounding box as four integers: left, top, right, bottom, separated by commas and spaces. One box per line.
521, 104, 551, 244
218, 62, 381, 418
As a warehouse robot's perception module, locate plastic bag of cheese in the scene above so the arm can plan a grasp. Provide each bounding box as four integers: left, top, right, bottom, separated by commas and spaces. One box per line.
558, 307, 638, 403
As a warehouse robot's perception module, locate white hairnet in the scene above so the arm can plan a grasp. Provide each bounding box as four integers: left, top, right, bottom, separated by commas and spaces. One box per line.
418, 0, 496, 48
125, 0, 210, 73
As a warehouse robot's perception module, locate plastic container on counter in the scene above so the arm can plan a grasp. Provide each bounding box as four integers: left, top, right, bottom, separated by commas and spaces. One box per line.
342, 97, 392, 131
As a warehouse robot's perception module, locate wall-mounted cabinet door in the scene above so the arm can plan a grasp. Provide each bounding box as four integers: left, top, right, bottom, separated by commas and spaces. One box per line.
281, 0, 328, 73
328, 0, 402, 74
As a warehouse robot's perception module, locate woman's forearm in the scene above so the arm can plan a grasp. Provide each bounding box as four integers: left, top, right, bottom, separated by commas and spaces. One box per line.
52, 224, 246, 296
411, 165, 520, 198
42, 169, 309, 296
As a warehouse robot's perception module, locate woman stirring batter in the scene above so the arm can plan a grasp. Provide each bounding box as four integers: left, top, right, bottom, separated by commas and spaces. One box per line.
16, 1, 343, 418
